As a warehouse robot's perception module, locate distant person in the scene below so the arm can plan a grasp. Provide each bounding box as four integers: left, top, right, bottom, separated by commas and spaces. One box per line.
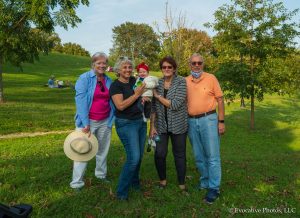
70, 52, 115, 191
134, 62, 159, 122
57, 80, 64, 88
47, 75, 56, 88
109, 57, 146, 200
186, 53, 225, 204
150, 56, 188, 192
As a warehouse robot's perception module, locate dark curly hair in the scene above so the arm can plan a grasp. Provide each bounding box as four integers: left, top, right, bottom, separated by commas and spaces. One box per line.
159, 56, 177, 70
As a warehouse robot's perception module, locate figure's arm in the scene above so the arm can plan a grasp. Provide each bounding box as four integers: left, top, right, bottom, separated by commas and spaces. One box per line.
112, 84, 145, 111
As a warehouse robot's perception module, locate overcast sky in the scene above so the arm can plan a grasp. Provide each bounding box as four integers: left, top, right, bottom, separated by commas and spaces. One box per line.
55, 0, 299, 55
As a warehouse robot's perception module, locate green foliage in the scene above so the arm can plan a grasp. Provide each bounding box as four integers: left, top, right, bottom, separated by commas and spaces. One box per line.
160, 28, 213, 75
53, 42, 90, 57
207, 0, 299, 127
0, 0, 89, 102
109, 22, 160, 69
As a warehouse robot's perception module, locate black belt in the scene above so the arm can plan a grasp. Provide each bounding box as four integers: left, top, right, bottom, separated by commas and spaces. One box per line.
189, 110, 216, 119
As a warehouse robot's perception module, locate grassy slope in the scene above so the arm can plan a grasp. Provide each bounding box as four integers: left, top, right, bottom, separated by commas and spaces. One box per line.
0, 53, 299, 217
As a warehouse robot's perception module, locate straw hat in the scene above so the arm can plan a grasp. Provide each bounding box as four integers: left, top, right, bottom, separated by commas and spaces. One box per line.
64, 131, 98, 161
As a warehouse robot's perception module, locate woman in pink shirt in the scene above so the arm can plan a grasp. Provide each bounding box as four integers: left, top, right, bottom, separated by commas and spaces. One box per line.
70, 52, 115, 191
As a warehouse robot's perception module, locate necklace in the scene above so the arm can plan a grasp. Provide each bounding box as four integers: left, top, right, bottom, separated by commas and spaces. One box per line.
118, 77, 129, 83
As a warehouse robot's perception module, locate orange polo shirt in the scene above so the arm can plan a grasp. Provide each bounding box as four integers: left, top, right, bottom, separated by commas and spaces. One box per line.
186, 72, 223, 115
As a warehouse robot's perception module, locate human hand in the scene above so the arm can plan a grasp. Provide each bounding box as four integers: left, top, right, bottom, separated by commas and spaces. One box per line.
150, 127, 158, 138
82, 125, 91, 137
134, 83, 146, 97
153, 89, 159, 98
218, 123, 225, 135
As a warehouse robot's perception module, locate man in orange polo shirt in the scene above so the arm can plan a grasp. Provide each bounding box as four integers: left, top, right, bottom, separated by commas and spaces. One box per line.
186, 53, 225, 204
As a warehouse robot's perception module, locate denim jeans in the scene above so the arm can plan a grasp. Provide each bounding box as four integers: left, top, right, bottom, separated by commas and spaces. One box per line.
70, 118, 112, 188
188, 113, 221, 190
115, 118, 147, 199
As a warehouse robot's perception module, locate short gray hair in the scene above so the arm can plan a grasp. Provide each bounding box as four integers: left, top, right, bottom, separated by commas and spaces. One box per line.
189, 53, 204, 64
113, 56, 134, 77
91, 52, 108, 67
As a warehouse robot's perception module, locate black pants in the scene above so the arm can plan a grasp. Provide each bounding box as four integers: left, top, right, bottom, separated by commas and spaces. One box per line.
154, 132, 187, 185
143, 101, 152, 119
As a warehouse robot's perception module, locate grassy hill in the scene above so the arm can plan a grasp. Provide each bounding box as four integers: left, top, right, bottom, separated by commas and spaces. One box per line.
1, 53, 99, 134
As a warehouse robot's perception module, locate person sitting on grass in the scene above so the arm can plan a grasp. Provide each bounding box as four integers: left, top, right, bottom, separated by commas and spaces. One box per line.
47, 75, 56, 88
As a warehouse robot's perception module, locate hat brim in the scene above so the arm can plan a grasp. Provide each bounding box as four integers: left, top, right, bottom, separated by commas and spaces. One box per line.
64, 130, 98, 161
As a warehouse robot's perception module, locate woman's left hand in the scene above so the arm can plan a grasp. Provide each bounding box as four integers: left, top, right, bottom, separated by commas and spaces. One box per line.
153, 89, 159, 98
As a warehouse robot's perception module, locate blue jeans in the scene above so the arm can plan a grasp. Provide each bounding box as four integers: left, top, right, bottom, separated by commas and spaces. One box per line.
188, 113, 221, 190
115, 118, 147, 199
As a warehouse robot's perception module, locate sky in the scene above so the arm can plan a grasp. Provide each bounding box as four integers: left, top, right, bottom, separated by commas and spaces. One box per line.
55, 0, 299, 55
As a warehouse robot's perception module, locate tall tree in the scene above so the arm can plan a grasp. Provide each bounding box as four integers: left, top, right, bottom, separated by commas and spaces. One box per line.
0, 0, 89, 103
207, 0, 299, 129
157, 2, 212, 75
109, 22, 160, 68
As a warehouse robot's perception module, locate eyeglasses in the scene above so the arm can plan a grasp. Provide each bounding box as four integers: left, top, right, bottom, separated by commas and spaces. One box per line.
98, 81, 105, 92
162, 66, 173, 69
191, 61, 203, 66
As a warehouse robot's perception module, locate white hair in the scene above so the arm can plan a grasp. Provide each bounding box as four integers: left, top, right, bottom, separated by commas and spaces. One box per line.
113, 56, 134, 77
91, 52, 108, 67
189, 53, 204, 64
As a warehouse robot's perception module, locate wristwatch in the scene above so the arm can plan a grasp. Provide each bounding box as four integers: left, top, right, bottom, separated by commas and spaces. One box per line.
218, 120, 225, 123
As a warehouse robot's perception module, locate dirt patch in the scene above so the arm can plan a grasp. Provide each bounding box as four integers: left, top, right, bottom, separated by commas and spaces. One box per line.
0, 130, 72, 139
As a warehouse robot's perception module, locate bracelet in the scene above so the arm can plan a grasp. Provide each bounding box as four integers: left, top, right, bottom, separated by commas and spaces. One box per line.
218, 120, 225, 123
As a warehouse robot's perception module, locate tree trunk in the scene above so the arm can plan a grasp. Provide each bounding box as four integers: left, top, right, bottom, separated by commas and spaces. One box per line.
250, 54, 255, 129
0, 59, 4, 103
250, 89, 255, 129
240, 97, 245, 108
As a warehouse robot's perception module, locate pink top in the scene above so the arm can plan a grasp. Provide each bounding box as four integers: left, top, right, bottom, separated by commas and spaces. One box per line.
89, 81, 111, 121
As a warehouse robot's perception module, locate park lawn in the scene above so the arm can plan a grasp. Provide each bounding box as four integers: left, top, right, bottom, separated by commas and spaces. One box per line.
0, 95, 299, 217
1, 53, 299, 217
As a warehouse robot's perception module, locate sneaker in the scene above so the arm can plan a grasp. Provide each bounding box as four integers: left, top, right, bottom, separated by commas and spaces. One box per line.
203, 189, 220, 204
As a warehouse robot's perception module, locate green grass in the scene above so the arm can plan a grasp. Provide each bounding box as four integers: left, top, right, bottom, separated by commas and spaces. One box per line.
0, 53, 299, 217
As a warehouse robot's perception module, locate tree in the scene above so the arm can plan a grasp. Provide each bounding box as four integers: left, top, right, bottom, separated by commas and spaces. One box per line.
0, 0, 89, 103
53, 42, 90, 57
156, 2, 213, 75
207, 0, 299, 129
109, 22, 160, 69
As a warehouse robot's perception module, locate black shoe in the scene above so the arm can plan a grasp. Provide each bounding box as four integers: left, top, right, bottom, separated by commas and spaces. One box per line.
203, 189, 220, 204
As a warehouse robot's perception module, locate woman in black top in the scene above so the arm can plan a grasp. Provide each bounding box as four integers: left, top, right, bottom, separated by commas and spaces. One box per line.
109, 57, 146, 200
150, 56, 188, 191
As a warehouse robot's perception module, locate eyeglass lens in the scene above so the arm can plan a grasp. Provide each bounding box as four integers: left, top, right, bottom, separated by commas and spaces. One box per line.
191, 61, 203, 66
162, 66, 173, 69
